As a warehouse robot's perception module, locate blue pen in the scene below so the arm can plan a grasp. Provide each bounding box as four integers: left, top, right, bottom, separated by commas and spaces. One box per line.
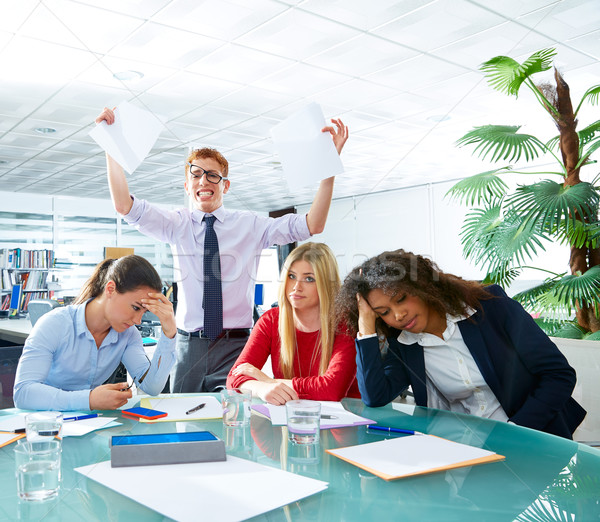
367, 425, 424, 435
63, 414, 100, 422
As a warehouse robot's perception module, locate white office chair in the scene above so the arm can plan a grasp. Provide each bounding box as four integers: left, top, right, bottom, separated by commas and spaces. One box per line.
27, 299, 60, 326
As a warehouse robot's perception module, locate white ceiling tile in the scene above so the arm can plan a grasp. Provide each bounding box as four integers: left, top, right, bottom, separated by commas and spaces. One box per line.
236, 9, 360, 61
0, 1, 38, 32
0, 35, 97, 86
299, 0, 434, 30
213, 86, 296, 114
111, 23, 224, 69
146, 71, 241, 106
373, 0, 507, 51
152, 0, 288, 40
253, 63, 352, 98
40, 0, 145, 54
75, 0, 172, 20
187, 43, 295, 83
306, 34, 420, 77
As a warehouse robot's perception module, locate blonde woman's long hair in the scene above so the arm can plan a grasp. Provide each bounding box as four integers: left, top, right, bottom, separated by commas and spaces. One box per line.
277, 242, 340, 379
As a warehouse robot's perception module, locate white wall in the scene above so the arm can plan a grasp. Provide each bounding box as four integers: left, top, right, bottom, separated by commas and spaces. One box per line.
299, 179, 571, 295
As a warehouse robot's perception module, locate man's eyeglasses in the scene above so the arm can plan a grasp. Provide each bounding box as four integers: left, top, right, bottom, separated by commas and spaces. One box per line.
188, 163, 224, 184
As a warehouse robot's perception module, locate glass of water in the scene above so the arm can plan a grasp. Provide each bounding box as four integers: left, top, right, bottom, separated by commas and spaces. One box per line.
25, 412, 63, 442
286, 400, 321, 445
14, 439, 61, 501
221, 388, 252, 427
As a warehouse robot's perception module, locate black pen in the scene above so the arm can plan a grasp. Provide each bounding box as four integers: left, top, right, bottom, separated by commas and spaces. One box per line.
367, 425, 424, 435
185, 403, 206, 415
321, 415, 338, 419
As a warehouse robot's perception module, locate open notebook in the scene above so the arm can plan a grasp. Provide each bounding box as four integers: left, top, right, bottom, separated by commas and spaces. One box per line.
327, 434, 505, 481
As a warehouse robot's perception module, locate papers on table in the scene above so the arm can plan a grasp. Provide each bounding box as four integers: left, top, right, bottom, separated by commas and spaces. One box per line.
89, 100, 163, 174
139, 395, 222, 422
326, 434, 505, 481
62, 416, 120, 437
0, 413, 120, 438
0, 432, 25, 448
252, 401, 374, 429
270, 102, 344, 191
75, 455, 328, 522
0, 413, 26, 432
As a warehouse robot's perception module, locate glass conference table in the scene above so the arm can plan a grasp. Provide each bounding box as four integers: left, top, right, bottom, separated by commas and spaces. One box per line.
1, 396, 599, 521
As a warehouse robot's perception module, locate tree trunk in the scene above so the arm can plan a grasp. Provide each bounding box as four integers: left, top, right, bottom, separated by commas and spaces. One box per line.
554, 69, 600, 332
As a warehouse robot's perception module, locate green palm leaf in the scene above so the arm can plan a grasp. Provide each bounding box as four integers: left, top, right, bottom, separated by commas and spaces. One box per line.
481, 264, 521, 287
445, 167, 510, 205
553, 219, 600, 249
552, 266, 600, 314
578, 120, 600, 146
575, 84, 600, 115
459, 205, 502, 260
486, 210, 548, 269
576, 138, 600, 169
513, 277, 565, 312
456, 125, 547, 163
545, 134, 560, 151
480, 48, 556, 96
507, 180, 599, 232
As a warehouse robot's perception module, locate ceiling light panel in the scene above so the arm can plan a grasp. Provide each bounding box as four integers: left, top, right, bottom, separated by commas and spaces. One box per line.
111, 22, 224, 69
252, 63, 351, 98
367, 54, 468, 91
146, 71, 241, 106
298, 0, 435, 31
373, 0, 507, 52
40, 0, 145, 54
236, 9, 360, 61
152, 0, 288, 40
306, 34, 421, 77
213, 86, 296, 114
187, 43, 295, 83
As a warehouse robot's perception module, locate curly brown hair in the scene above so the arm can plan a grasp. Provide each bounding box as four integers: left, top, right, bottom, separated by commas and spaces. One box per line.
186, 147, 228, 177
335, 249, 492, 336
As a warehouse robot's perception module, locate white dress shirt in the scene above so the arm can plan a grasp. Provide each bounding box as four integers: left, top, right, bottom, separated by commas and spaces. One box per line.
123, 197, 311, 331
397, 311, 509, 421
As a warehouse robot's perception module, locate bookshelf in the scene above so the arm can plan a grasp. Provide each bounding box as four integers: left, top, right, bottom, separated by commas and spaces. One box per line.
0, 248, 56, 313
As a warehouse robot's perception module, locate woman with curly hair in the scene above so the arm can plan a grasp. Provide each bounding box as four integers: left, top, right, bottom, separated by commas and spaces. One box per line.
336, 249, 585, 439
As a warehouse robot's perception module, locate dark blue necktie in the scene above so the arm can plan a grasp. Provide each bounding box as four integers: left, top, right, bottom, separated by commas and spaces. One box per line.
203, 215, 222, 341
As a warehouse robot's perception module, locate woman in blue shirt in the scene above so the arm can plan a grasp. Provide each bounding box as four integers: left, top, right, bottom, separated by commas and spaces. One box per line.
14, 255, 176, 411
335, 249, 586, 439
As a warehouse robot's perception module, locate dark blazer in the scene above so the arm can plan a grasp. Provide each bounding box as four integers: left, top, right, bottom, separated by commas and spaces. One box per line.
356, 285, 586, 439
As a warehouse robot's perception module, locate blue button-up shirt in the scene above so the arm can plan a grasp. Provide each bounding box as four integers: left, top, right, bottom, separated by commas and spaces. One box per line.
13, 302, 175, 411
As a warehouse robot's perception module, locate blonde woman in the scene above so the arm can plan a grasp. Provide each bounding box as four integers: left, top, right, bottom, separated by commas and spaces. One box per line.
227, 242, 360, 405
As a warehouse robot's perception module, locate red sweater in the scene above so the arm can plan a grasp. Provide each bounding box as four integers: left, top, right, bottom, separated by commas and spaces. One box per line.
227, 307, 360, 400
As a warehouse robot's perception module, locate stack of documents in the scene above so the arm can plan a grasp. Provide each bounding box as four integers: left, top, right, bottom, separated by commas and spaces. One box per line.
326, 434, 505, 480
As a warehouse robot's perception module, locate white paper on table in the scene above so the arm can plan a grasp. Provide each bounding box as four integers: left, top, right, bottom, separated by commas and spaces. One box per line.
139, 395, 223, 422
327, 435, 503, 480
392, 402, 416, 415
255, 401, 374, 429
89, 100, 164, 174
62, 417, 120, 437
270, 102, 344, 191
75, 455, 328, 522
0, 413, 26, 432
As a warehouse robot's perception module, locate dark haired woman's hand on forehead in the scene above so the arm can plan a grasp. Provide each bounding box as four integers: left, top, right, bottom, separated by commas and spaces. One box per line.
141, 293, 176, 339
357, 293, 377, 336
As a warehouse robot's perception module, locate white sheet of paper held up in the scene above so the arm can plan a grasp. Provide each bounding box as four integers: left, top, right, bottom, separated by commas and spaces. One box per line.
89, 101, 163, 174
270, 102, 344, 191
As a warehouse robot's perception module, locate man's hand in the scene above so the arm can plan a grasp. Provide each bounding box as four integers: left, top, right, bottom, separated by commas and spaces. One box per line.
322, 118, 349, 155
95, 107, 116, 125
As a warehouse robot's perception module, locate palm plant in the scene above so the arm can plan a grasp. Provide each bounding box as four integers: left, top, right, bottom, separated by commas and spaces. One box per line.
447, 48, 600, 334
